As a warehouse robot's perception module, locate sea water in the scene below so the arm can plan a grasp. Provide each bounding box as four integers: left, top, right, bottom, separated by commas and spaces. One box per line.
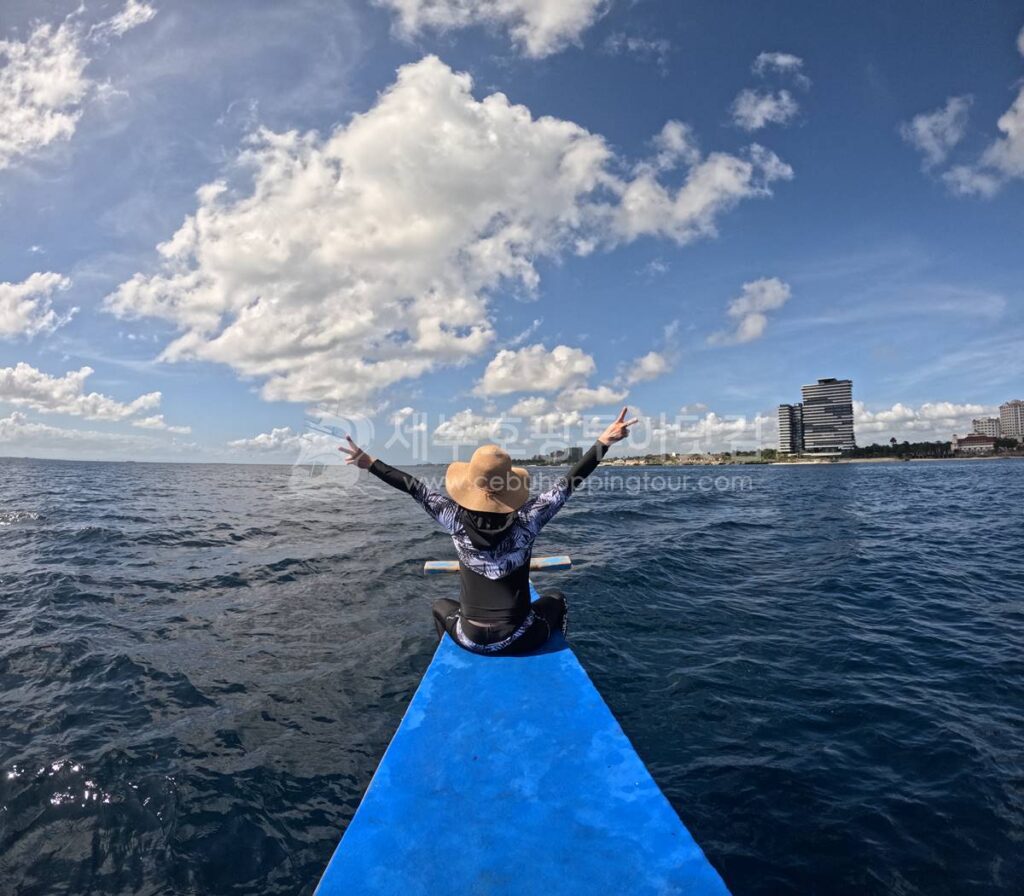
1, 457, 1021, 894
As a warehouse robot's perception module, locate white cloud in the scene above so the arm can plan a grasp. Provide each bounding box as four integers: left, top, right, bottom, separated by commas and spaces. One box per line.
0, 19, 91, 169
433, 408, 510, 444
0, 362, 161, 421
612, 141, 791, 242
709, 277, 791, 345
554, 384, 627, 411
732, 52, 808, 133
942, 165, 1002, 198
531, 409, 583, 431
623, 350, 672, 385
97, 1, 158, 39
900, 95, 972, 169
132, 414, 191, 434
854, 400, 995, 442
752, 52, 805, 78
753, 52, 810, 93
0, 4, 155, 170
375, 0, 605, 58
478, 340, 630, 412
107, 57, 791, 410
0, 411, 74, 443
752, 52, 810, 91
603, 33, 672, 71
650, 119, 700, 170
507, 395, 549, 416
639, 258, 669, 278
228, 425, 336, 454
940, 27, 1024, 196
731, 89, 799, 131
0, 410, 190, 459
505, 318, 542, 347
228, 426, 298, 451
476, 344, 595, 395
432, 406, 583, 446
488, 346, 637, 416
960, 88, 1024, 190
619, 321, 678, 385
649, 410, 776, 453
385, 406, 429, 433
0, 272, 73, 338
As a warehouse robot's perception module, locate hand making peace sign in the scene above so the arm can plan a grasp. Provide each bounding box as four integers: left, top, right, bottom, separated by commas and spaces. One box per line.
597, 407, 640, 446
339, 435, 375, 469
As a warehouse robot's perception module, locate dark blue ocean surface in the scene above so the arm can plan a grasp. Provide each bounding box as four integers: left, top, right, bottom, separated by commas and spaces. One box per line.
1, 457, 1022, 895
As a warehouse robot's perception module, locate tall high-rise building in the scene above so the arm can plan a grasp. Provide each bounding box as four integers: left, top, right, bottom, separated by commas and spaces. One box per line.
972, 417, 1001, 438
547, 446, 583, 464
777, 403, 804, 453
800, 378, 855, 453
1000, 400, 1024, 439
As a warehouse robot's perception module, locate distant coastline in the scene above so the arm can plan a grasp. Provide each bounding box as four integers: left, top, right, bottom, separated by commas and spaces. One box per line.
770, 454, 1024, 466
600, 453, 1024, 468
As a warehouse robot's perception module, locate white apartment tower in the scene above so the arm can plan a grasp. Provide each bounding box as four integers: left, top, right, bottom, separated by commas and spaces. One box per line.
1000, 400, 1024, 439
972, 417, 1001, 438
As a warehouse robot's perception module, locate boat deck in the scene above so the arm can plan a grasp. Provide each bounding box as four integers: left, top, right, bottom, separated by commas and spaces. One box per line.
316, 606, 730, 895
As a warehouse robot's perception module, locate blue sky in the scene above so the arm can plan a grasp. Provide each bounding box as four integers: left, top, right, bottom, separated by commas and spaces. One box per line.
1, 0, 1022, 463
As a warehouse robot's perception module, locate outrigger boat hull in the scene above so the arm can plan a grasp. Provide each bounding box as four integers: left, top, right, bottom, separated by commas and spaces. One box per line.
316, 585, 730, 895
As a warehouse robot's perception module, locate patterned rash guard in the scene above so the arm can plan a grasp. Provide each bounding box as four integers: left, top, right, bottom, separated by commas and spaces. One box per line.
368, 441, 608, 635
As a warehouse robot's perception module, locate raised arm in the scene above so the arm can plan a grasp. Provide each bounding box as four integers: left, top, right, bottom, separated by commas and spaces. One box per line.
520, 407, 639, 532
564, 440, 608, 494
341, 436, 459, 533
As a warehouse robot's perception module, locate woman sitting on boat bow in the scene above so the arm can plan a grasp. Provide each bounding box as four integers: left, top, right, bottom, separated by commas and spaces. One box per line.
340, 407, 638, 655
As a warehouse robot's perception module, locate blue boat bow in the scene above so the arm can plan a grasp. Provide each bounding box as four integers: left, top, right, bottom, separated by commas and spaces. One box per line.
316, 583, 730, 895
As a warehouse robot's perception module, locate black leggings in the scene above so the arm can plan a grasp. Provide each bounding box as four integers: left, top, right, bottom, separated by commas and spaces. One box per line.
432, 591, 568, 656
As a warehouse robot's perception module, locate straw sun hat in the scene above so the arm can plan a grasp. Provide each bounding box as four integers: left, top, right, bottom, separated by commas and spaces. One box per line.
445, 444, 530, 513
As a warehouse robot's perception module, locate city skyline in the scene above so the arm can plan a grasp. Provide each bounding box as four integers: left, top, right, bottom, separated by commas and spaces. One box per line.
774, 379, 1023, 458
0, 2, 1022, 463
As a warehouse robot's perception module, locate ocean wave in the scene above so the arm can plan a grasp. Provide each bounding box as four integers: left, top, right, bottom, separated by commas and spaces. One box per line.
0, 510, 41, 526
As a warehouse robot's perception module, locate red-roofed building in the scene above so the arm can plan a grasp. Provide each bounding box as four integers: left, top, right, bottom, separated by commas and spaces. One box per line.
951, 434, 997, 455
